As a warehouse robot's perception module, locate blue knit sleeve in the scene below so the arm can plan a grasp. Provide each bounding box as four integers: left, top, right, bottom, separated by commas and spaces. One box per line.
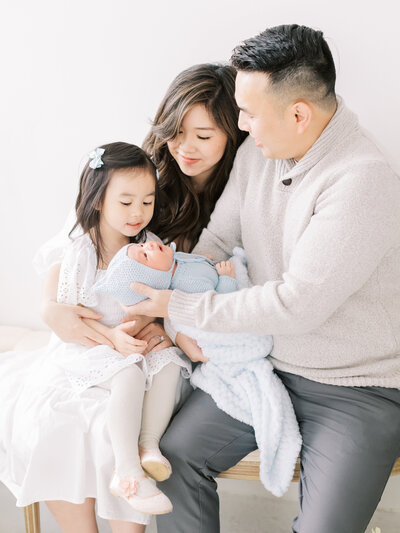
215, 275, 238, 294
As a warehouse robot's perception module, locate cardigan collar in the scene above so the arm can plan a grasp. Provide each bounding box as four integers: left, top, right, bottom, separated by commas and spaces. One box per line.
279, 97, 360, 180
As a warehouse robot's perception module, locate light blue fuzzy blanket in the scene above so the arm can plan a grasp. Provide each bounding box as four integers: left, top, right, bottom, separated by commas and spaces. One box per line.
176, 248, 302, 496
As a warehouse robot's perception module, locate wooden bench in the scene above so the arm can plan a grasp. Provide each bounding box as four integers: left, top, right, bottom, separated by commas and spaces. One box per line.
23, 451, 400, 533
219, 449, 400, 481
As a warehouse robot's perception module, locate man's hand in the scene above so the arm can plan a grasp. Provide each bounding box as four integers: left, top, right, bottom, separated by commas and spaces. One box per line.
176, 332, 209, 363
122, 284, 172, 318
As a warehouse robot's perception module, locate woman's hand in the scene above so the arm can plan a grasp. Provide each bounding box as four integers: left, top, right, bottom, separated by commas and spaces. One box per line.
41, 300, 113, 348
176, 332, 209, 363
109, 322, 148, 357
120, 314, 155, 336
135, 322, 173, 354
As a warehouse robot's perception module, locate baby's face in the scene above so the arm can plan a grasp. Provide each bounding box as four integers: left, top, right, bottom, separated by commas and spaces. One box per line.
127, 241, 174, 271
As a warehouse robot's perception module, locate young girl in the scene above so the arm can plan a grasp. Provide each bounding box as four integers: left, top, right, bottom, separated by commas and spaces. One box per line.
32, 63, 246, 530
0, 142, 191, 528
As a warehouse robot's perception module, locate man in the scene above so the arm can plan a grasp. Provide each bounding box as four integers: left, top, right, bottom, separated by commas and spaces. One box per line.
132, 24, 400, 533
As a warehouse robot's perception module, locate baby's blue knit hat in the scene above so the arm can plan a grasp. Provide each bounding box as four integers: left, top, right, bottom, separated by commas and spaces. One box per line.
93, 242, 176, 305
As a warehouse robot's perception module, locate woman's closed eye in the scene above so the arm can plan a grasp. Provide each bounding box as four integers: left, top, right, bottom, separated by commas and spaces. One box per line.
121, 201, 131, 206
197, 135, 211, 140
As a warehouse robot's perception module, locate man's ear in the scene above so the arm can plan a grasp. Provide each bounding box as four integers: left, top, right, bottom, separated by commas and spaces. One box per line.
291, 100, 312, 134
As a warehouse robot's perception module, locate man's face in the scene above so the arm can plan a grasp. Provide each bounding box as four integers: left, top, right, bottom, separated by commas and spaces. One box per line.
235, 71, 299, 160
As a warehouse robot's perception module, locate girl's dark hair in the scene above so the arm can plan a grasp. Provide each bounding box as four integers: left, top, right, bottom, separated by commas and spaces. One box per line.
143, 63, 247, 252
70, 141, 158, 266
231, 24, 336, 106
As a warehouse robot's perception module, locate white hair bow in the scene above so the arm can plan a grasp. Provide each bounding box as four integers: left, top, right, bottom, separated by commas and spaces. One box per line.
88, 147, 105, 169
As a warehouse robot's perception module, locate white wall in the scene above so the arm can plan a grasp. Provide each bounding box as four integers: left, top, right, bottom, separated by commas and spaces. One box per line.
1, 0, 399, 328
1, 0, 400, 523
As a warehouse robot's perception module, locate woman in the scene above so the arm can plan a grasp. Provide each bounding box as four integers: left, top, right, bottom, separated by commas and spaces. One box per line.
144, 63, 246, 253
34, 63, 246, 532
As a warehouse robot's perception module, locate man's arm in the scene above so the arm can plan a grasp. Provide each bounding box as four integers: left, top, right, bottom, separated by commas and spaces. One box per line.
169, 163, 400, 335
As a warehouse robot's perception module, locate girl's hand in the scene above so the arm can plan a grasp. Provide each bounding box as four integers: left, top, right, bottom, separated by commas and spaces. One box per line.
41, 300, 113, 348
216, 261, 236, 278
175, 332, 209, 363
109, 322, 148, 357
135, 322, 173, 354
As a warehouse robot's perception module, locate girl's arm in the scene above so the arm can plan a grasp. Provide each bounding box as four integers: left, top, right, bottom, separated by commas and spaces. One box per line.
41, 263, 114, 347
82, 317, 148, 356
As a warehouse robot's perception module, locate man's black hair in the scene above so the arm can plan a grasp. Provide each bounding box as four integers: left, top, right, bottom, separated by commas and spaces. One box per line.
231, 24, 336, 103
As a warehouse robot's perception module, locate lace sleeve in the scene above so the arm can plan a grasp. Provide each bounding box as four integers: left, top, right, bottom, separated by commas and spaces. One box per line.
57, 234, 98, 307
33, 208, 83, 277
56, 230, 162, 306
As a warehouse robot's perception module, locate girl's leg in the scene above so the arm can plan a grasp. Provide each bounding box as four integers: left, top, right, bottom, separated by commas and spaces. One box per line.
139, 363, 181, 451
107, 365, 171, 510
46, 499, 98, 533
109, 520, 146, 533
107, 365, 146, 477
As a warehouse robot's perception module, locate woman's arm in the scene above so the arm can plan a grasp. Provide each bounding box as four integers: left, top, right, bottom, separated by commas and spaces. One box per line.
40, 263, 114, 347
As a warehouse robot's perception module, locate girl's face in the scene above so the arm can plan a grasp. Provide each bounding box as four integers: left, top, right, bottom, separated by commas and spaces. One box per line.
99, 168, 155, 244
167, 104, 228, 191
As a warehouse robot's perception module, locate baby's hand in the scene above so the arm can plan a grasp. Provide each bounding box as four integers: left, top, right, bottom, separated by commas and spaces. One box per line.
202, 253, 214, 260
110, 322, 147, 357
216, 261, 236, 278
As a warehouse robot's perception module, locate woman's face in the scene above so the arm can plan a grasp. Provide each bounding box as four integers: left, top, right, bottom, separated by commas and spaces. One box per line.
167, 104, 228, 191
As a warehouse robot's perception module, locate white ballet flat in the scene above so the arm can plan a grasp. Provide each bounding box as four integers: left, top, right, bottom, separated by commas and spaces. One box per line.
140, 447, 172, 482
109, 472, 173, 515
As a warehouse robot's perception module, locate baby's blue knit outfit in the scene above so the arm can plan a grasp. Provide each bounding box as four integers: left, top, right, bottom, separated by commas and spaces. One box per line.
94, 244, 301, 496
93, 243, 237, 304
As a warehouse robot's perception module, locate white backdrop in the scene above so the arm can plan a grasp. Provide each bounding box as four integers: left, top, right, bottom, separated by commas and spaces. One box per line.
1, 0, 399, 328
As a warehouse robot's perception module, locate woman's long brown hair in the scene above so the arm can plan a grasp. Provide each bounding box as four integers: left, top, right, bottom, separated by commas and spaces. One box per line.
143, 64, 247, 252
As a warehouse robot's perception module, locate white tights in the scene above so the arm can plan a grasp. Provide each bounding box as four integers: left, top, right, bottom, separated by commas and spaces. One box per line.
102, 362, 181, 477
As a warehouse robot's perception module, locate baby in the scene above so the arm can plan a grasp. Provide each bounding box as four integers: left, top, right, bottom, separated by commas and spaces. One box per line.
94, 241, 302, 497
93, 240, 239, 305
